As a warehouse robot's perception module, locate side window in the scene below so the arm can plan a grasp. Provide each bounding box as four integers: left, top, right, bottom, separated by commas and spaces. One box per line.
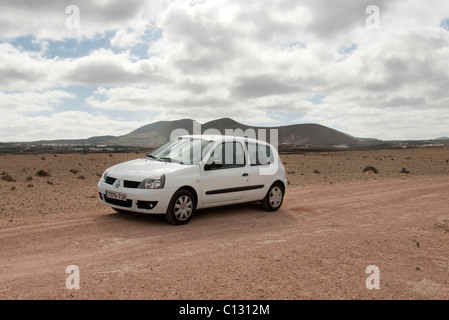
208, 142, 246, 169
246, 142, 274, 166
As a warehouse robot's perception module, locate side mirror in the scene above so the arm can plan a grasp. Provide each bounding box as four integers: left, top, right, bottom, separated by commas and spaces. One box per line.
204, 159, 223, 170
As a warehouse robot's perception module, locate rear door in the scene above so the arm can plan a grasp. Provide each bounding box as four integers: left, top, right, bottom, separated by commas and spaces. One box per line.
244, 141, 276, 200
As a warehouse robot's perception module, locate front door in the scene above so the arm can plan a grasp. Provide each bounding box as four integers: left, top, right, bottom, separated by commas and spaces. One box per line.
201, 141, 250, 204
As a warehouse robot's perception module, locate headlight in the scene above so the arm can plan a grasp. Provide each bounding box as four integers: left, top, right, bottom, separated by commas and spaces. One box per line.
138, 174, 165, 189
102, 170, 110, 182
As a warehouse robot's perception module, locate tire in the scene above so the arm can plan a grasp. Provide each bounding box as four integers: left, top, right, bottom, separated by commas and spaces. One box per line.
261, 182, 284, 211
165, 189, 196, 225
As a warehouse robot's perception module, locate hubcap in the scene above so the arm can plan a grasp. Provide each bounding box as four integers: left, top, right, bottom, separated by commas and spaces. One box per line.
269, 186, 283, 208
174, 195, 193, 221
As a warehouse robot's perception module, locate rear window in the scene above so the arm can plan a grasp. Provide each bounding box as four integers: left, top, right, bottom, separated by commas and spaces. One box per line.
245, 142, 274, 166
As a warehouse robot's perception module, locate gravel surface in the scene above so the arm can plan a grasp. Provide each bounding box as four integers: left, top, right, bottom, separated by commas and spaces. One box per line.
1, 148, 448, 299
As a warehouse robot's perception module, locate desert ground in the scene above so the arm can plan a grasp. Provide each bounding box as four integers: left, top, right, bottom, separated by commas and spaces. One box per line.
0, 147, 448, 300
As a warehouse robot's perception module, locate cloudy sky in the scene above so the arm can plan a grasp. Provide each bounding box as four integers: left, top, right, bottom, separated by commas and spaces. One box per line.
1, 0, 448, 142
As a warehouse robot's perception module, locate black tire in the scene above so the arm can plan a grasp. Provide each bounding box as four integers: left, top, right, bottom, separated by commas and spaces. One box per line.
165, 189, 196, 225
261, 182, 284, 211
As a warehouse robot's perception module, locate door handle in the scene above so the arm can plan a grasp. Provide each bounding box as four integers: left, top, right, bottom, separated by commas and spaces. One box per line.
242, 173, 248, 177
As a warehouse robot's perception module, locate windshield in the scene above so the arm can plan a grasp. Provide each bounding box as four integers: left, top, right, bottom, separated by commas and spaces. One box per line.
147, 138, 214, 165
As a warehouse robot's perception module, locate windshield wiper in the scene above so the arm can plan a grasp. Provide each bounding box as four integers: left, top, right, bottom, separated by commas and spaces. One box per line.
146, 154, 160, 161
153, 156, 189, 164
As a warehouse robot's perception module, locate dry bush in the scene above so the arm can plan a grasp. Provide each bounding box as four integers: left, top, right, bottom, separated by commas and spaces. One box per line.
36, 169, 50, 177
363, 166, 379, 174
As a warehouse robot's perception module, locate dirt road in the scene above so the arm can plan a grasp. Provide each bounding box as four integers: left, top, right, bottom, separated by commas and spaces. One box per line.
1, 175, 448, 300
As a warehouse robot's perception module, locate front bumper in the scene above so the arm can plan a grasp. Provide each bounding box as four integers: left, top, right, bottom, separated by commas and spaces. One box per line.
98, 179, 176, 214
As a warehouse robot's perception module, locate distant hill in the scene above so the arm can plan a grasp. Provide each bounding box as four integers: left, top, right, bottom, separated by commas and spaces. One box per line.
79, 118, 375, 147
21, 118, 381, 148
104, 119, 202, 147
198, 118, 366, 146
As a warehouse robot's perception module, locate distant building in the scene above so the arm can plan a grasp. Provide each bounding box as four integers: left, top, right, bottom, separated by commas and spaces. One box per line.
419, 143, 444, 148
332, 145, 349, 149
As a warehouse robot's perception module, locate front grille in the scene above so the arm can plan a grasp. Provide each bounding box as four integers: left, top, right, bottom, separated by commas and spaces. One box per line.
124, 180, 141, 189
105, 176, 116, 185
104, 195, 133, 208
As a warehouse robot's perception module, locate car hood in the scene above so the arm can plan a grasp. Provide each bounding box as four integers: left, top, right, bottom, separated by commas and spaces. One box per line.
106, 158, 188, 181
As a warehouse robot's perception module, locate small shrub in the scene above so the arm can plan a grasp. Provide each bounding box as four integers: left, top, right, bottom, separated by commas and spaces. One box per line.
69, 169, 79, 174
1, 173, 14, 182
313, 169, 321, 174
47, 180, 53, 185
27, 184, 34, 188
26, 176, 33, 182
77, 175, 85, 180
401, 168, 410, 174
363, 166, 379, 174
36, 169, 50, 177
41, 157, 46, 160
11, 186, 16, 191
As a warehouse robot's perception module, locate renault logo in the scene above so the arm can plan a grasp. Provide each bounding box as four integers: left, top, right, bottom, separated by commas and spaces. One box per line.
115, 180, 121, 188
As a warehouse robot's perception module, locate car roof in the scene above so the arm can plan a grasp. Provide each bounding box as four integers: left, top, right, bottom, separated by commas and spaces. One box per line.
178, 134, 271, 145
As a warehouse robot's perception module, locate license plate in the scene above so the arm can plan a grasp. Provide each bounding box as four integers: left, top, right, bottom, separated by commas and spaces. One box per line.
106, 190, 127, 201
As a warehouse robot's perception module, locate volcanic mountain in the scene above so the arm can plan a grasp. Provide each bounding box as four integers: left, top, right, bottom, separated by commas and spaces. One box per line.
84, 118, 374, 147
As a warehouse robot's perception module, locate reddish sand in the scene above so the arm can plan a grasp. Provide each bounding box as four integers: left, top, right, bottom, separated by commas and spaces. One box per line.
0, 148, 448, 299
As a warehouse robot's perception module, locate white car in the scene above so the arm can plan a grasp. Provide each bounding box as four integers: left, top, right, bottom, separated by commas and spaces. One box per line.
98, 135, 287, 225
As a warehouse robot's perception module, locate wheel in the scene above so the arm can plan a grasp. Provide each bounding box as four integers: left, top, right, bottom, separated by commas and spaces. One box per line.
165, 189, 196, 225
261, 182, 284, 211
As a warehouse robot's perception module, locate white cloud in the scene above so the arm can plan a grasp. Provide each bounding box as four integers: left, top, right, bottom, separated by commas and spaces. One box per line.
0, 0, 164, 41
0, 90, 74, 113
62, 49, 162, 85
110, 29, 142, 49
1, 0, 449, 141
0, 111, 145, 142
300, 103, 449, 140
0, 44, 163, 90
0, 43, 57, 91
